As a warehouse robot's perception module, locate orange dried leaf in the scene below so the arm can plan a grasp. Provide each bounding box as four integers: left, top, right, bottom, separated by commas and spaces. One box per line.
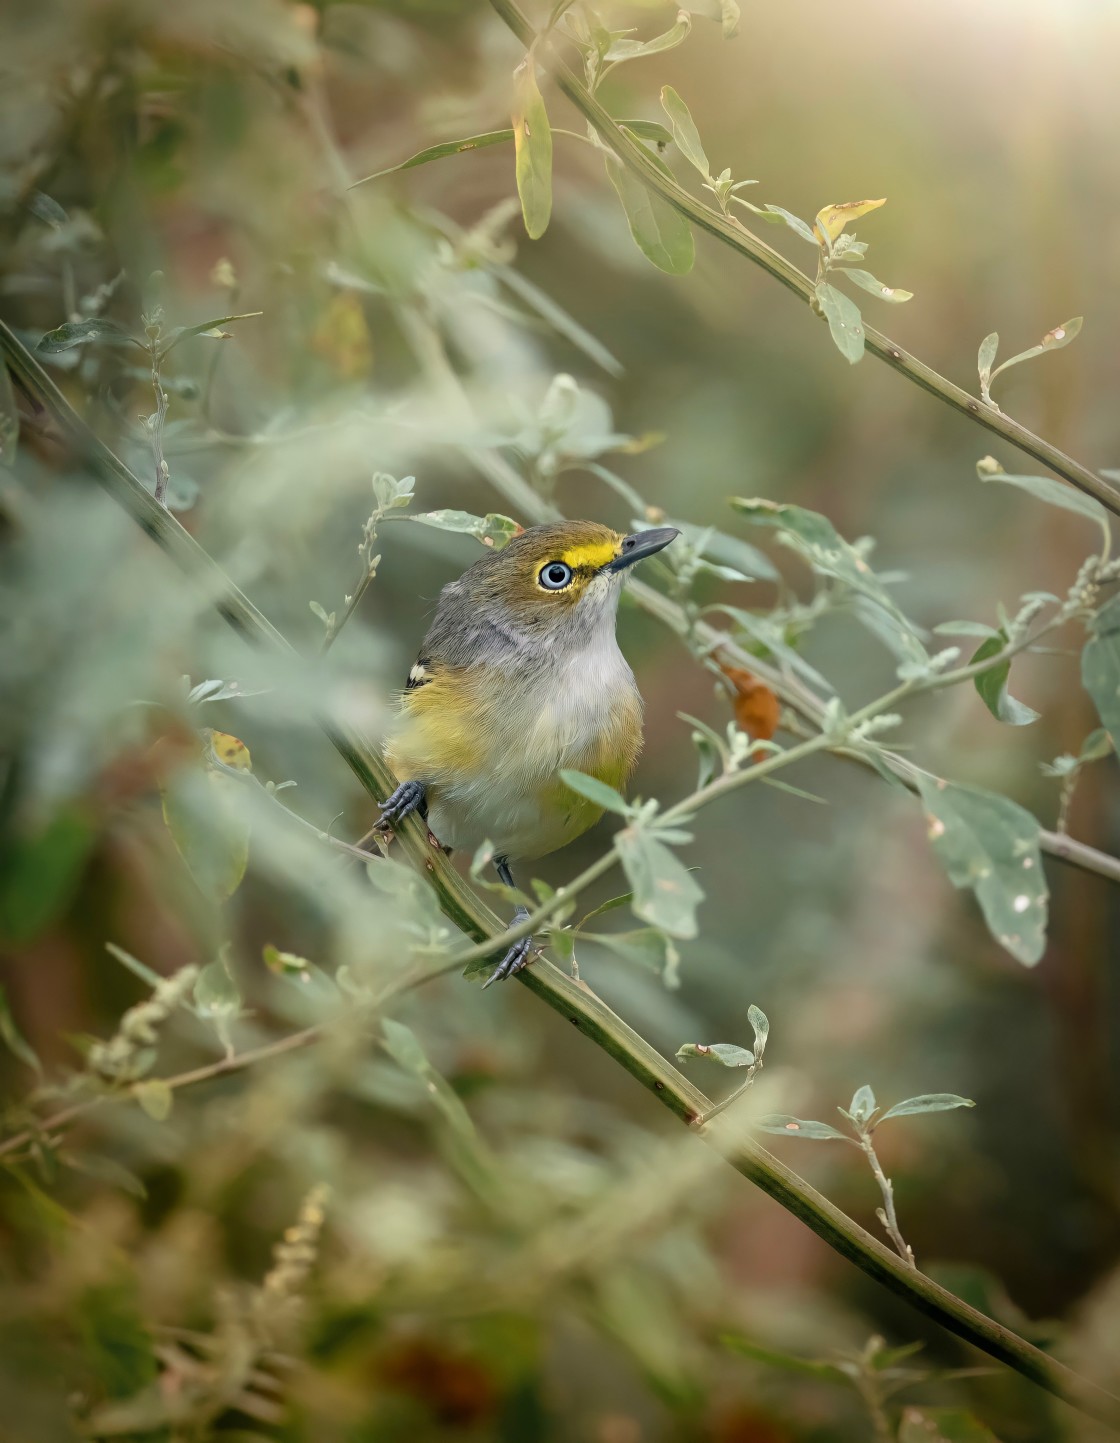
720, 664, 780, 741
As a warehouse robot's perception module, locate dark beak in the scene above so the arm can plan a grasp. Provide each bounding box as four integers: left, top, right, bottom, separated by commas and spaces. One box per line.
607, 526, 680, 573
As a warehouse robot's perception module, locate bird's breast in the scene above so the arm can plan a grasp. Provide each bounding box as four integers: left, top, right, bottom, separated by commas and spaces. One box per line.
388, 636, 643, 859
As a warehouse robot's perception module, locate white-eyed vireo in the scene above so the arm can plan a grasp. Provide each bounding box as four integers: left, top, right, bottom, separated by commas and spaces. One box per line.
379, 519, 679, 986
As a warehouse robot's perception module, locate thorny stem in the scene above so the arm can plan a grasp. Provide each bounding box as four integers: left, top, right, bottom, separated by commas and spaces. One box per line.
487, 0, 1120, 520
4, 328, 1120, 1432
860, 1131, 916, 1268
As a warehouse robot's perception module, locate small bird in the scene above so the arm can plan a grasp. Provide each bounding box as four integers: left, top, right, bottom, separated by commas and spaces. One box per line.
379, 519, 679, 986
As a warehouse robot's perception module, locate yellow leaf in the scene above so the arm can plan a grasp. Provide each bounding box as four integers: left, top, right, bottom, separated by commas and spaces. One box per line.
513, 58, 552, 239
814, 198, 886, 245
310, 292, 373, 380
207, 729, 252, 772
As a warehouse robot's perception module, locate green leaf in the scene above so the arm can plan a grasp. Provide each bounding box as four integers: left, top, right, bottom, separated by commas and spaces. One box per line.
840, 268, 913, 303
847, 1084, 877, 1126
351, 130, 517, 187
496, 264, 623, 376
989, 316, 1082, 390
605, 11, 691, 61
160, 770, 251, 902
0, 983, 41, 1073
28, 190, 68, 227
103, 942, 164, 992
134, 1079, 173, 1122
558, 769, 630, 816
676, 1042, 754, 1066
158, 311, 262, 357
756, 1116, 851, 1142
407, 509, 521, 549
976, 462, 1109, 547
75, 1280, 157, 1401
605, 156, 695, 275
713, 606, 835, 695
587, 927, 680, 988
618, 119, 675, 148
616, 828, 703, 938
513, 60, 552, 239
60, 1151, 147, 1198
1080, 727, 1113, 763
380, 1018, 478, 1143
194, 956, 241, 1019
915, 776, 1047, 966
659, 86, 709, 177
0, 360, 18, 465
578, 891, 634, 927
730, 499, 927, 665
720, 1334, 846, 1380
814, 282, 865, 364
718, 0, 741, 39
1082, 593, 1120, 747
0, 807, 92, 945
970, 631, 1040, 727
899, 1408, 1003, 1443
933, 620, 1000, 638
37, 318, 140, 353
748, 1004, 769, 1057
878, 1094, 976, 1124
977, 332, 999, 395
755, 204, 817, 244
262, 943, 313, 977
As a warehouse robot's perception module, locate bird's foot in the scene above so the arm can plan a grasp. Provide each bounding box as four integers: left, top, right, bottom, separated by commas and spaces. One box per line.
378, 779, 426, 829
482, 907, 535, 989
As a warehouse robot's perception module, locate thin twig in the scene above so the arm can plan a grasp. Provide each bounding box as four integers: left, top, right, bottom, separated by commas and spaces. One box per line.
859, 1132, 916, 1268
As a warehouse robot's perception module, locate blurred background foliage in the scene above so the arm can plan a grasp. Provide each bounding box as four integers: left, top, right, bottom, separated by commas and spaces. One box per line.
1, 0, 1119, 1439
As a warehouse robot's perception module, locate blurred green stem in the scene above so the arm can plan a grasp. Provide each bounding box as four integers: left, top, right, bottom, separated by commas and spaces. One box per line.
488, 0, 1120, 520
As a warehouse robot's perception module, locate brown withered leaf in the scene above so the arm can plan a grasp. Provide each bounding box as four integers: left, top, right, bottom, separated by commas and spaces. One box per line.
720, 664, 780, 741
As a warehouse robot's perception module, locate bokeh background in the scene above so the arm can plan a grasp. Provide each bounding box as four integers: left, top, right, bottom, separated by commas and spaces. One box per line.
2, 0, 1119, 1439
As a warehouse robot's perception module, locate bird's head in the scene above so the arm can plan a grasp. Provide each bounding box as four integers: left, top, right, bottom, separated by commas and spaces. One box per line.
455, 519, 679, 639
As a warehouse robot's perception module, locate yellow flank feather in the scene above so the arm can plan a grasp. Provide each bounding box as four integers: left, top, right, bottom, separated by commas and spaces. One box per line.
386, 657, 643, 860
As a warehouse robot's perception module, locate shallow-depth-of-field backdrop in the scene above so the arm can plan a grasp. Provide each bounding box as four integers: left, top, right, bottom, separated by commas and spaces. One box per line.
2, 1, 1120, 1440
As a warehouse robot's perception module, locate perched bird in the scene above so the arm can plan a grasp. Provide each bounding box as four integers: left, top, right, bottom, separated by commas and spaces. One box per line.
379, 519, 679, 986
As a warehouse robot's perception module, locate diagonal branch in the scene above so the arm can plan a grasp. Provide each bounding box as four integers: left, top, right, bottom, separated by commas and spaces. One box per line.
3, 320, 1120, 1428
487, 0, 1120, 520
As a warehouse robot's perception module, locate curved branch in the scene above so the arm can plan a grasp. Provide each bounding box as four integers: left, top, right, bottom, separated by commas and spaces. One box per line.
487, 0, 1120, 519
4, 322, 1119, 1427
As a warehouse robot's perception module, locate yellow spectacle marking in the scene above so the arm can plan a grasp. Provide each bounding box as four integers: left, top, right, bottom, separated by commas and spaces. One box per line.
556, 539, 620, 572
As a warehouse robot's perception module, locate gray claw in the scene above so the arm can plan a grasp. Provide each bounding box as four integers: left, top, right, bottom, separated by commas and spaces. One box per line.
378, 779, 426, 827
482, 906, 534, 988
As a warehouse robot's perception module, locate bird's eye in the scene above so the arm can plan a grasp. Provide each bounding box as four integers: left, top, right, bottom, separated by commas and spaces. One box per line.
538, 560, 573, 590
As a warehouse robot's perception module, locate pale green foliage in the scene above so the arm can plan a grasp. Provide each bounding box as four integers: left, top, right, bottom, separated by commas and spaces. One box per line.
2, 0, 1119, 1436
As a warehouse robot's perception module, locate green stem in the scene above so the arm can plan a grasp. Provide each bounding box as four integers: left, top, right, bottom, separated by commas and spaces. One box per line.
859, 1131, 915, 1268
487, 0, 1120, 519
